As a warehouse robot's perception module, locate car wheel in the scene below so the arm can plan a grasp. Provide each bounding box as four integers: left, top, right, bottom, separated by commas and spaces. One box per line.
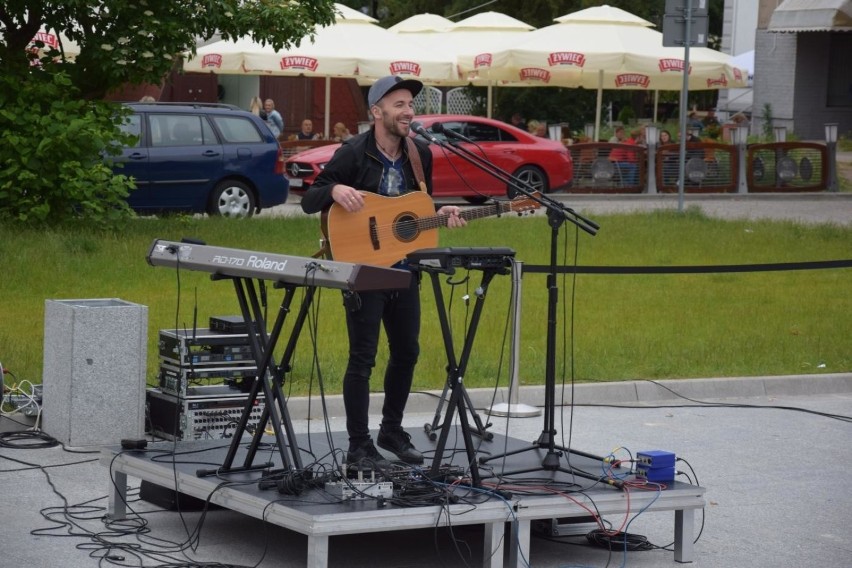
463, 195, 489, 205
208, 180, 256, 218
509, 165, 548, 198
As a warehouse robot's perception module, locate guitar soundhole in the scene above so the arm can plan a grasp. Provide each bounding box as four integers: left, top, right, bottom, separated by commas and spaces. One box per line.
393, 213, 419, 243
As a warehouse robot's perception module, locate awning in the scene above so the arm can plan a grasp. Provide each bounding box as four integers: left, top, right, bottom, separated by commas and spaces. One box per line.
768, 0, 852, 32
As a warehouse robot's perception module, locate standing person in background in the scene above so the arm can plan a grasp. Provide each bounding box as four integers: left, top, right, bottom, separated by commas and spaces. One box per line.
263, 98, 283, 137
300, 75, 466, 470
249, 96, 268, 122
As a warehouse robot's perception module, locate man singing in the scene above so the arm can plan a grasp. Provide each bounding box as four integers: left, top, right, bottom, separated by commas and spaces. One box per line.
300, 76, 465, 469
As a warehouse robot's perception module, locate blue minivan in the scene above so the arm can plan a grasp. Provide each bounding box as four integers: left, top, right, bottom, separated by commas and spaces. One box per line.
115, 103, 288, 218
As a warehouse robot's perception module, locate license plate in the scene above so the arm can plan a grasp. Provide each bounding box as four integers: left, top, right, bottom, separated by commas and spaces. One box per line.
286, 177, 303, 188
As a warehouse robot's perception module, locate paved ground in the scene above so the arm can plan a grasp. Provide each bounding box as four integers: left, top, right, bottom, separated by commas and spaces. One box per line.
2, 374, 850, 568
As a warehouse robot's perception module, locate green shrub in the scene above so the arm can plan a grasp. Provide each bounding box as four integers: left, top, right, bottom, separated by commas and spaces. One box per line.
0, 70, 136, 227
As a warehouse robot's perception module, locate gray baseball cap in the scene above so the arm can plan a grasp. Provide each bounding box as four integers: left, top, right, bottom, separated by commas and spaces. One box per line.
367, 75, 423, 107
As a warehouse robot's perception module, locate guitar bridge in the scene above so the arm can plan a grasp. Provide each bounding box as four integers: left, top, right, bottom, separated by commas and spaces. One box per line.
369, 216, 379, 251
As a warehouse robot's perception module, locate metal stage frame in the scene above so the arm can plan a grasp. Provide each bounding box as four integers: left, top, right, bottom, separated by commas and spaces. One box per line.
102, 429, 705, 568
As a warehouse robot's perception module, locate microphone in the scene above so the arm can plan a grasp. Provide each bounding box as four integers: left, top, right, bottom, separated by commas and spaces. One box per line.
432, 122, 475, 144
409, 121, 441, 145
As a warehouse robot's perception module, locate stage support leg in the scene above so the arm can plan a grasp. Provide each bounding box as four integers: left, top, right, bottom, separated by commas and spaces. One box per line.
674, 508, 695, 563
482, 521, 504, 568
107, 469, 127, 521
307, 534, 330, 568
508, 519, 531, 568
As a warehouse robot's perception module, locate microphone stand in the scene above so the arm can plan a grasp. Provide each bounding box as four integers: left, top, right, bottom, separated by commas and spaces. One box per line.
416, 124, 621, 488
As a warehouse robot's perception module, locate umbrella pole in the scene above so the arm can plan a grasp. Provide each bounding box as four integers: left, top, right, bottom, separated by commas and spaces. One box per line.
487, 81, 493, 119
594, 70, 603, 142
324, 76, 331, 140
654, 90, 659, 123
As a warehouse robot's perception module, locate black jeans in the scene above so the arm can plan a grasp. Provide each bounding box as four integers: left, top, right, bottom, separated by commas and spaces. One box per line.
341, 274, 420, 446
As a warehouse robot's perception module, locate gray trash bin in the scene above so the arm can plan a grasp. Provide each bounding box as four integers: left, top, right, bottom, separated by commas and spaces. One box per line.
42, 299, 148, 447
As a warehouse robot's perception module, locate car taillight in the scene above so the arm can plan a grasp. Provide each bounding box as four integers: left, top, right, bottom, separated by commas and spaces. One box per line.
275, 146, 285, 175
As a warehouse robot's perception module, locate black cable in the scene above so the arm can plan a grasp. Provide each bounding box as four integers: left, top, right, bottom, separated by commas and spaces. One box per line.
0, 430, 59, 449
586, 528, 656, 551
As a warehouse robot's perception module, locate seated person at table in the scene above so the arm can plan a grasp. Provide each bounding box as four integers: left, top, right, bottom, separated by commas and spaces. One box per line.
609, 128, 639, 185
333, 122, 353, 142
297, 118, 321, 140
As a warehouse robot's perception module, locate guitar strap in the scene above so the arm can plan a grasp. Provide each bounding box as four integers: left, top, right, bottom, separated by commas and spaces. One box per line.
405, 137, 427, 192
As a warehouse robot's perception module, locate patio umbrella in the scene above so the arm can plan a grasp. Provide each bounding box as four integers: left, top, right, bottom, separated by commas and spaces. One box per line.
478, 5, 748, 139
27, 28, 81, 63
387, 13, 453, 33
184, 4, 457, 136
390, 12, 535, 115
185, 4, 456, 81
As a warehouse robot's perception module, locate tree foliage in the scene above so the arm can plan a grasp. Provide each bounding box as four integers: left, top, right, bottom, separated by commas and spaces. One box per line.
0, 70, 137, 226
0, 0, 339, 99
0, 0, 337, 226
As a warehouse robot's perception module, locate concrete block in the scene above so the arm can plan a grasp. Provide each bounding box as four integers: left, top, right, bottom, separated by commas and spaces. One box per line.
42, 299, 148, 446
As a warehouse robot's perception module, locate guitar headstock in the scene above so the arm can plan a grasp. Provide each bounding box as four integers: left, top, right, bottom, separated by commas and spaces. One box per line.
509, 192, 542, 215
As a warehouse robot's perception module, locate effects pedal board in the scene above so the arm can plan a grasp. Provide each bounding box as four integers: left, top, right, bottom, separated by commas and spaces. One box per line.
324, 469, 394, 500
324, 480, 394, 501
147, 386, 265, 441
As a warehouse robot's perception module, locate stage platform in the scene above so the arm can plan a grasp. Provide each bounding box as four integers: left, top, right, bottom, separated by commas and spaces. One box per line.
102, 427, 705, 568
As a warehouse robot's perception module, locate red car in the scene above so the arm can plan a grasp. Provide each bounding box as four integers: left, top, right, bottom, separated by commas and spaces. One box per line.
285, 114, 573, 203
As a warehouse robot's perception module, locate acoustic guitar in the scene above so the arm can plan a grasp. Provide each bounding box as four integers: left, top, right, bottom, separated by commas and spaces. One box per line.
321, 191, 540, 267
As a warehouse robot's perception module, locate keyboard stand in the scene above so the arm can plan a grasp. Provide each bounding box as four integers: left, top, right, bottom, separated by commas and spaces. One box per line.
415, 265, 509, 488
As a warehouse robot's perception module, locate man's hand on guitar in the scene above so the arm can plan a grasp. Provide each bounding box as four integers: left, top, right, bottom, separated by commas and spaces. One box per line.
332, 185, 363, 212
437, 205, 466, 229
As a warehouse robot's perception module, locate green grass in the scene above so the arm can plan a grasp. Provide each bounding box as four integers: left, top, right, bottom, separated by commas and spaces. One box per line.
1, 210, 849, 396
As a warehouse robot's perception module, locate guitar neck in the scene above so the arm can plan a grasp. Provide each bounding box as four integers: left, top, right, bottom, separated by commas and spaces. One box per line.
420, 201, 518, 230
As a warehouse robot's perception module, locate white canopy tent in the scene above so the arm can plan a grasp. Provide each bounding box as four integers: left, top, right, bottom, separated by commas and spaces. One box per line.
390, 11, 536, 116
184, 4, 458, 136
471, 6, 748, 139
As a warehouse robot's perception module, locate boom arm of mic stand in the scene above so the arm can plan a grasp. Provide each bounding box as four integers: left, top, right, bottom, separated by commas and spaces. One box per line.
436, 136, 599, 237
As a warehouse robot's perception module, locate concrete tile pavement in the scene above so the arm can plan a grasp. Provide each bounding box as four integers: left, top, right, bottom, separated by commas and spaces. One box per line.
2, 373, 850, 568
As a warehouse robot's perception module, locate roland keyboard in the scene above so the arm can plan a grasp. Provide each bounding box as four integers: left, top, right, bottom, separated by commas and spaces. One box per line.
407, 247, 516, 273
147, 239, 411, 292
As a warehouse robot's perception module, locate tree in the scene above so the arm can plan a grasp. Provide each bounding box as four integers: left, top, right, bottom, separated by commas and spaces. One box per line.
0, 0, 339, 99
0, 0, 338, 226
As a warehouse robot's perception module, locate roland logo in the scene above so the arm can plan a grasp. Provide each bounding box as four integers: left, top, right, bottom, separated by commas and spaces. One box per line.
246, 255, 288, 271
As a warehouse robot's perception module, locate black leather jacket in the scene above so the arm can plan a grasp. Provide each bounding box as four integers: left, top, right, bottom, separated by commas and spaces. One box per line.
300, 127, 433, 214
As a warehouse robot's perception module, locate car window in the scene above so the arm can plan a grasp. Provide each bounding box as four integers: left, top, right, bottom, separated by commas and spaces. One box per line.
119, 114, 142, 147
150, 114, 208, 147
211, 115, 264, 143
466, 122, 517, 143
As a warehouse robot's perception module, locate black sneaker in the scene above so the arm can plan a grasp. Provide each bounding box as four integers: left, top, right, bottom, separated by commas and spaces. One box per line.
377, 426, 424, 465
346, 439, 391, 470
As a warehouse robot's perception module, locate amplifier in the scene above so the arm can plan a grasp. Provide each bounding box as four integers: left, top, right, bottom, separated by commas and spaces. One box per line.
147, 386, 265, 442
158, 363, 257, 397
158, 328, 253, 364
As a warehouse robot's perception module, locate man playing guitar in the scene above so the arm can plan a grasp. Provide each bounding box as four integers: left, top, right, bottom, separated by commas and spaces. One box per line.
300, 76, 465, 470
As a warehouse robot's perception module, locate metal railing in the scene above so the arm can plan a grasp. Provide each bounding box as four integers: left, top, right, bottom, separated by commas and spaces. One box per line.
567, 140, 829, 193
746, 142, 827, 192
